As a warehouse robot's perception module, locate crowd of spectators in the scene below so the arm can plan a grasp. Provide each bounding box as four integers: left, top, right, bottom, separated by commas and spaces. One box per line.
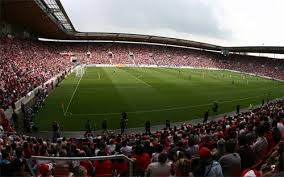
0, 37, 73, 110
1, 37, 283, 110
1, 98, 284, 177
1, 37, 284, 176
52, 42, 284, 81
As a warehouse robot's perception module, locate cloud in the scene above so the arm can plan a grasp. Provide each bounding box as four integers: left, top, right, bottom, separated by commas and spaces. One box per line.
61, 0, 284, 46
61, 0, 232, 42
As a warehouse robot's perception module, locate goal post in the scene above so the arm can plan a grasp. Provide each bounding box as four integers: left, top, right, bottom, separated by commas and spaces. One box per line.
75, 64, 86, 78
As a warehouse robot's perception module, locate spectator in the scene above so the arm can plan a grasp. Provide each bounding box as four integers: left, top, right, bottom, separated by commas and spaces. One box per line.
146, 153, 171, 177
0, 149, 12, 176
132, 144, 150, 176
52, 121, 60, 143
174, 158, 192, 177
238, 134, 257, 171
93, 150, 112, 177
11, 147, 28, 176
38, 163, 53, 177
194, 147, 223, 177
219, 139, 241, 177
252, 125, 268, 161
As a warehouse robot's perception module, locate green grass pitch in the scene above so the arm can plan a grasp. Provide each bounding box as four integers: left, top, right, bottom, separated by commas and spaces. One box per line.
35, 67, 284, 131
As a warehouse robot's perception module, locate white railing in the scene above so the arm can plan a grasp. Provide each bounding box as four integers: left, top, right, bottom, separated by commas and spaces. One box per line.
29, 154, 134, 177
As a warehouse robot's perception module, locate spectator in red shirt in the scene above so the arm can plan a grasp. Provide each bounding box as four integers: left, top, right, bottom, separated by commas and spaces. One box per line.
132, 144, 150, 176
112, 158, 129, 176
93, 150, 113, 177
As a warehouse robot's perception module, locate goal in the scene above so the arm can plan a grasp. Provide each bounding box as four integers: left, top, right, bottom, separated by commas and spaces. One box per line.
75, 65, 86, 78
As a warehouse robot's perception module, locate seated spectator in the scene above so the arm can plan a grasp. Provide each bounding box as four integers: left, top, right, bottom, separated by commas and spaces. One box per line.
238, 134, 257, 171
146, 153, 171, 177
72, 165, 88, 177
213, 138, 226, 160
174, 158, 192, 177
186, 135, 200, 158
93, 150, 112, 177
193, 147, 224, 177
132, 144, 150, 176
38, 163, 53, 177
0, 149, 12, 176
219, 139, 241, 177
112, 158, 129, 176
11, 147, 28, 176
252, 125, 268, 161
151, 144, 163, 162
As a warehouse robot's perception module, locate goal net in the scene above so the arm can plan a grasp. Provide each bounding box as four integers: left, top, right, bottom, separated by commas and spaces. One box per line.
75, 65, 86, 78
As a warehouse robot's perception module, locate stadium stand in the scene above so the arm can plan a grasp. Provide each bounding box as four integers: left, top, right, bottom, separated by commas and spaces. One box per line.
1, 36, 284, 176
1, 95, 284, 176
1, 36, 284, 111
0, 37, 73, 110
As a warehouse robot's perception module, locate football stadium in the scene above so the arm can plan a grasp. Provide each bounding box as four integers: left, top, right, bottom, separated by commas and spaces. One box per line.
1, 0, 284, 177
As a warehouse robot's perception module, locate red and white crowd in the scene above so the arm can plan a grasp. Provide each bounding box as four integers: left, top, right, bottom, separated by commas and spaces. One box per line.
0, 37, 73, 110
1, 37, 283, 110
1, 37, 284, 177
1, 96, 284, 176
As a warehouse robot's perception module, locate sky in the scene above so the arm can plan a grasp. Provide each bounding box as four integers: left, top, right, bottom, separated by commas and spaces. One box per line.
60, 0, 284, 47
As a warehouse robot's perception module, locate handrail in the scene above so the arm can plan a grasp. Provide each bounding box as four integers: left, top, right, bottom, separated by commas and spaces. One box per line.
29, 154, 134, 177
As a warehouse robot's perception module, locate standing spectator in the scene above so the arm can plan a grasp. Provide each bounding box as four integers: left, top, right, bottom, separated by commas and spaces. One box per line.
166, 119, 170, 129
121, 112, 128, 134
236, 104, 240, 115
84, 119, 93, 137
145, 120, 151, 135
12, 110, 18, 129
120, 117, 127, 135
102, 119, 108, 134
204, 111, 209, 123
21, 102, 26, 116
52, 121, 60, 143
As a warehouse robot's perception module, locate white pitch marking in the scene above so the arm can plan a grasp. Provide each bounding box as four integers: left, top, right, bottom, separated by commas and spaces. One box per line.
98, 71, 101, 80
64, 76, 83, 116
120, 69, 152, 87
68, 95, 261, 116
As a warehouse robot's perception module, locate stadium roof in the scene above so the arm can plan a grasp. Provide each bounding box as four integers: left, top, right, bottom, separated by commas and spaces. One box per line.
1, 0, 284, 54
